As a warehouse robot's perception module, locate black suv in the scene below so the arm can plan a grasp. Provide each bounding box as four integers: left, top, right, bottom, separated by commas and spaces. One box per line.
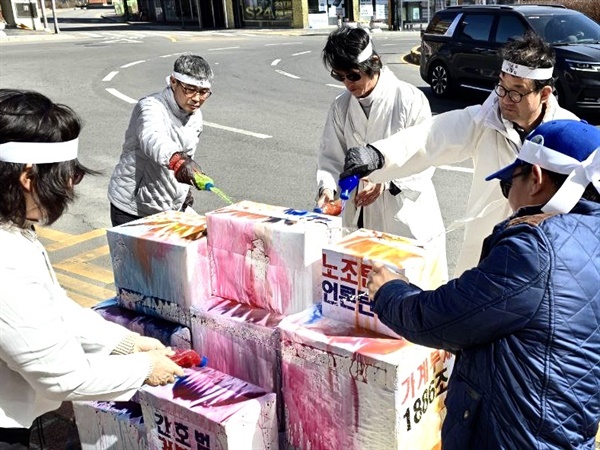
419, 5, 600, 114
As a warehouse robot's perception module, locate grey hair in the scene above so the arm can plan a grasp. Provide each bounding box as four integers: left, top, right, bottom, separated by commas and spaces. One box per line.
174, 54, 214, 82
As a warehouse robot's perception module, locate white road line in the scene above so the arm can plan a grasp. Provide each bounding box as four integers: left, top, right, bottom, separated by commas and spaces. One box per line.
208, 46, 240, 51
80, 32, 103, 38
271, 59, 281, 66
275, 69, 300, 79
102, 71, 119, 82
292, 51, 311, 56
106, 77, 270, 139
160, 53, 184, 58
105, 88, 137, 104
204, 121, 272, 139
438, 165, 474, 173
326, 83, 345, 89
265, 42, 301, 46
121, 60, 145, 68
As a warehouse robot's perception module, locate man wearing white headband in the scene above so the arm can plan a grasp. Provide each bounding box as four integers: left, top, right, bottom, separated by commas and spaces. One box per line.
366, 119, 600, 449
108, 54, 215, 226
317, 26, 448, 282
341, 33, 578, 277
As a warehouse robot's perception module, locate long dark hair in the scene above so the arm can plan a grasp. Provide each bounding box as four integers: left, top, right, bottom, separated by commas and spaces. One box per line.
0, 89, 95, 226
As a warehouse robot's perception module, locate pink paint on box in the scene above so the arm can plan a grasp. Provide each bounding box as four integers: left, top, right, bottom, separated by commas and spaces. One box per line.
206, 201, 342, 315
190, 296, 285, 429
138, 367, 278, 450
107, 212, 211, 322
279, 305, 454, 450
321, 229, 446, 338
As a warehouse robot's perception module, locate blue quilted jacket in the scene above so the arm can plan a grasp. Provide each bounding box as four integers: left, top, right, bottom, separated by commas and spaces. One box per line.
374, 200, 600, 449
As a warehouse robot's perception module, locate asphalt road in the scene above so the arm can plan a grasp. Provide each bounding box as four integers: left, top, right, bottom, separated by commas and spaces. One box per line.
0, 9, 475, 276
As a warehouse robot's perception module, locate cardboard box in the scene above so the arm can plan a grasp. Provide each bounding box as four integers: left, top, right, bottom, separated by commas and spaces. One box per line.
321, 229, 446, 338
138, 367, 278, 450
279, 305, 454, 450
206, 201, 342, 315
107, 211, 210, 324
73, 401, 147, 450
190, 296, 285, 429
94, 299, 191, 350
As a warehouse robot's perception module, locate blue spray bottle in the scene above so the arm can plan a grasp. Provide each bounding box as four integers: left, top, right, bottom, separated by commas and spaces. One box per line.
338, 174, 360, 213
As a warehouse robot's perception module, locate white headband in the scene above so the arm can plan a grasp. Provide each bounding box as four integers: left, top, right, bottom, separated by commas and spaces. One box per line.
357, 40, 373, 63
502, 60, 554, 80
0, 138, 79, 164
169, 71, 211, 89
519, 139, 600, 213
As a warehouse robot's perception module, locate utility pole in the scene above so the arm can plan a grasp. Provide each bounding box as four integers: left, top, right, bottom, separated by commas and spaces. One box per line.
39, 0, 49, 29
50, 0, 59, 33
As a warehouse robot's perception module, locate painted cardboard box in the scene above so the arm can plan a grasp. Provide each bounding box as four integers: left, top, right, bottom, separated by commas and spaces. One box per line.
321, 229, 446, 338
190, 296, 285, 429
138, 367, 278, 450
73, 401, 147, 450
94, 299, 191, 350
279, 305, 454, 450
206, 201, 342, 315
107, 211, 210, 325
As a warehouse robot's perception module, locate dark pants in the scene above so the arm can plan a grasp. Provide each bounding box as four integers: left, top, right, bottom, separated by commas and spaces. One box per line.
0, 427, 30, 447
110, 190, 194, 227
110, 204, 144, 227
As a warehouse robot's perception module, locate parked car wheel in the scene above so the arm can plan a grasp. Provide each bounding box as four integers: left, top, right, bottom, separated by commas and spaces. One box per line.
429, 62, 453, 97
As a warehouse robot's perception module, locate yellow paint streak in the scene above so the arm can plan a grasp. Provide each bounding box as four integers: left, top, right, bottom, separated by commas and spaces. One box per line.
165, 35, 177, 42
45, 228, 107, 251
36, 227, 73, 242
56, 272, 116, 301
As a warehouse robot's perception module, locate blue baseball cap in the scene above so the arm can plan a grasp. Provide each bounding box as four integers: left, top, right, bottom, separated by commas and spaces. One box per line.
486, 119, 600, 213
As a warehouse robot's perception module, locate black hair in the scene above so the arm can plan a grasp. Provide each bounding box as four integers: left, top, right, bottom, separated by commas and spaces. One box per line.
322, 27, 382, 77
174, 54, 213, 83
500, 32, 555, 91
0, 89, 96, 227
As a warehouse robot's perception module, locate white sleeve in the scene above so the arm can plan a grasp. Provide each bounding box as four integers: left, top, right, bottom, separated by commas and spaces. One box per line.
134, 97, 187, 167
0, 276, 150, 402
369, 106, 481, 184
317, 103, 347, 195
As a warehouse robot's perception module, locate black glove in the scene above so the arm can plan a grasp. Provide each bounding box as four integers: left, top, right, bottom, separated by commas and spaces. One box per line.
169, 152, 202, 185
340, 144, 384, 179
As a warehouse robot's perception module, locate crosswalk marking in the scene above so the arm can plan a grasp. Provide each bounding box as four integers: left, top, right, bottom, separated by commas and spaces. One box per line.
56, 272, 116, 302
45, 228, 107, 251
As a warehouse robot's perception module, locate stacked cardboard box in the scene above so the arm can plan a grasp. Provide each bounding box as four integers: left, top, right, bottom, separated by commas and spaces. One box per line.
74, 202, 454, 449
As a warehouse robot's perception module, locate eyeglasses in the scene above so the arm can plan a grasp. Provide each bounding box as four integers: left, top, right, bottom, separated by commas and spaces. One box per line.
494, 84, 535, 103
330, 70, 363, 83
499, 166, 531, 198
176, 80, 212, 99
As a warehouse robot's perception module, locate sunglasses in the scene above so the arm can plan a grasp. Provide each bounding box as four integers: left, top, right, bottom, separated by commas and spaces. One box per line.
499, 166, 531, 198
330, 70, 363, 83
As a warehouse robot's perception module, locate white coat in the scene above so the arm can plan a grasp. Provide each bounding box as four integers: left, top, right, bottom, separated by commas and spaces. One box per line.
317, 67, 448, 280
369, 92, 578, 277
0, 223, 150, 428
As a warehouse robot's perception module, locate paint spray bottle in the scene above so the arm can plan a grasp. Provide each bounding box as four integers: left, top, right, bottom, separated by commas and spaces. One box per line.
192, 172, 234, 205
338, 174, 360, 213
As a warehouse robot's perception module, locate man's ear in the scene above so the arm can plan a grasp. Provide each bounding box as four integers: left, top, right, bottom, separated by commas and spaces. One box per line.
529, 164, 550, 198
19, 164, 33, 192
539, 85, 554, 103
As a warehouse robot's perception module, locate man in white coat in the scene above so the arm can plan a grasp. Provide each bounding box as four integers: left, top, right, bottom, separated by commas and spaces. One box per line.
341, 33, 578, 277
317, 27, 448, 282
